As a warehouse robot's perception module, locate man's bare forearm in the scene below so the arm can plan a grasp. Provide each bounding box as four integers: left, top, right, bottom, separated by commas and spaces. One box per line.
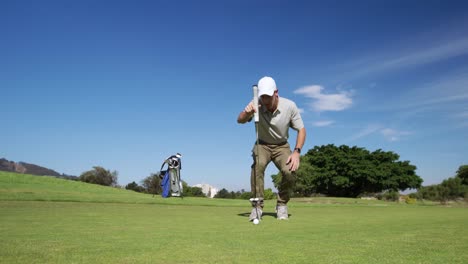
294, 128, 306, 150
237, 111, 253, 124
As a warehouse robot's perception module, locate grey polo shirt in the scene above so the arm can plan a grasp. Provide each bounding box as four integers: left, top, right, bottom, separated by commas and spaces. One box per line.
256, 97, 304, 145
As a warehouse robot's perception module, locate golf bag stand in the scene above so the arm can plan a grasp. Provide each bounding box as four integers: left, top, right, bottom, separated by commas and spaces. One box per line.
158, 153, 183, 198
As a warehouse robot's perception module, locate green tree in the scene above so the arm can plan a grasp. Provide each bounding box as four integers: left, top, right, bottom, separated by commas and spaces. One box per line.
272, 155, 318, 197
240, 191, 252, 199
234, 191, 242, 199
264, 188, 276, 200
141, 173, 161, 195
214, 188, 230, 198
189, 186, 205, 197
414, 173, 468, 204
273, 144, 422, 197
80, 166, 118, 187
438, 177, 467, 203
417, 185, 440, 201
456, 165, 468, 185
180, 182, 207, 197
182, 181, 191, 195
125, 181, 144, 192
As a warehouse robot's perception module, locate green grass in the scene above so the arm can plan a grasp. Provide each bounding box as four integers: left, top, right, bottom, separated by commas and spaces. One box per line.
0, 171, 244, 206
1, 171, 467, 263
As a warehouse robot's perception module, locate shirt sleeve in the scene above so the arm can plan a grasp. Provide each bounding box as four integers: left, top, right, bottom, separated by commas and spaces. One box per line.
290, 102, 304, 131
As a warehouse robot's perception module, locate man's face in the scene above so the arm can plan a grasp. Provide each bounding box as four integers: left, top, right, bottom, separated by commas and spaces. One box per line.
260, 91, 277, 111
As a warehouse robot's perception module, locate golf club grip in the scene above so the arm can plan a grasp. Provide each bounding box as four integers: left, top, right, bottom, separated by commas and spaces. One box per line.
252, 85, 259, 122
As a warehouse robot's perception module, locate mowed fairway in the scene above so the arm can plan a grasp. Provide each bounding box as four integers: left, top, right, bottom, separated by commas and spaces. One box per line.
1, 172, 467, 263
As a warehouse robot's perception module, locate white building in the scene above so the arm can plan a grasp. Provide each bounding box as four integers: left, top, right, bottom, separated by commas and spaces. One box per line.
194, 183, 219, 198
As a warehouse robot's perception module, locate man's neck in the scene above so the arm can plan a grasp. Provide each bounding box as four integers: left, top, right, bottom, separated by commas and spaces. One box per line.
268, 96, 279, 113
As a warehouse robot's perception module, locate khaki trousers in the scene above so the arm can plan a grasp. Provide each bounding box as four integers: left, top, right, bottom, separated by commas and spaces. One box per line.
251, 142, 296, 207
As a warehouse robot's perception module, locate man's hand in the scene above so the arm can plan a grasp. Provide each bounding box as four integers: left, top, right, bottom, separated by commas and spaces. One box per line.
286, 151, 301, 171
244, 100, 259, 116
238, 100, 261, 123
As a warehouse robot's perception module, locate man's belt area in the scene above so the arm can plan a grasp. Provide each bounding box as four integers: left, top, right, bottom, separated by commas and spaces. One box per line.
258, 140, 287, 146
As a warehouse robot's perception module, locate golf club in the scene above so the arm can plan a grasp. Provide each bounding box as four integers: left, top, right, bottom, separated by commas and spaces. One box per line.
252, 84, 261, 221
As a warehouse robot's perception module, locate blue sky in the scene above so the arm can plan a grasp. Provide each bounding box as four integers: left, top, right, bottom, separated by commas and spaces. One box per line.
1, 0, 467, 192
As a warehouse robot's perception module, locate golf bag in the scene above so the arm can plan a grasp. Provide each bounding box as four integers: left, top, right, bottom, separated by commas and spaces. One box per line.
158, 153, 183, 198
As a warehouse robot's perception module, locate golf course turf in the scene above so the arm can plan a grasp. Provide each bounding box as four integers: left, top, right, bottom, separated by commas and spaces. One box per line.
1, 171, 467, 263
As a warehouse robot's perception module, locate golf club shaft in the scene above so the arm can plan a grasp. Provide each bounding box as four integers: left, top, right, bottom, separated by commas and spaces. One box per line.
252, 85, 260, 198
252, 85, 260, 219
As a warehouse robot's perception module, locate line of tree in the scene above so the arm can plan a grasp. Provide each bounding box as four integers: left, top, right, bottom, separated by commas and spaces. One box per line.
410, 165, 468, 204
77, 167, 250, 198
272, 144, 423, 198
213, 188, 276, 199
77, 165, 275, 200
124, 174, 206, 197
74, 150, 467, 204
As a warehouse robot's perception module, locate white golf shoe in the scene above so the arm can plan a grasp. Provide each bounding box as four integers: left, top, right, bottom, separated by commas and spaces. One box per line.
276, 205, 288, 220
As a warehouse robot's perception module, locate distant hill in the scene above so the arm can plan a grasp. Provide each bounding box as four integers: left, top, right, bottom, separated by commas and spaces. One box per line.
0, 158, 78, 180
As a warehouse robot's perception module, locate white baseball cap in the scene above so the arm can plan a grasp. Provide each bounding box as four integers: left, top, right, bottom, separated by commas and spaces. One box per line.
258, 76, 277, 96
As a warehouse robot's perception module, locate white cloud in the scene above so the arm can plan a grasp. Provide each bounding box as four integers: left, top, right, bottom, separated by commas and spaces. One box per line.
378, 37, 468, 71
380, 128, 412, 142
346, 125, 411, 142
362, 68, 468, 121
313, 120, 335, 127
294, 85, 353, 112
339, 36, 468, 80
347, 124, 382, 142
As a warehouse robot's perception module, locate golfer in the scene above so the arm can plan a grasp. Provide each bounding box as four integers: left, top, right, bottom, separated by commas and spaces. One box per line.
237, 76, 306, 220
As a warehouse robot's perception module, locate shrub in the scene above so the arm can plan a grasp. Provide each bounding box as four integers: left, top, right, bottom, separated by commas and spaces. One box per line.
80, 166, 118, 187
142, 174, 162, 195
405, 196, 417, 204
186, 186, 205, 197
382, 190, 399, 201
264, 188, 276, 200
125, 181, 145, 193
240, 191, 252, 200
415, 177, 468, 203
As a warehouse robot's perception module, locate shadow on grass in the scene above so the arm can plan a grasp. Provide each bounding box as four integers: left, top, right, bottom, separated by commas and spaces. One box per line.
237, 212, 291, 219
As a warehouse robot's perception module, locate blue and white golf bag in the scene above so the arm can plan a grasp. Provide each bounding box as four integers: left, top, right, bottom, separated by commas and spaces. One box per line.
158, 153, 183, 198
